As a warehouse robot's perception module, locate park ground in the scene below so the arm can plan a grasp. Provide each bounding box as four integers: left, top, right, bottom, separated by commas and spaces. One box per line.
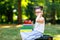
0, 24, 60, 40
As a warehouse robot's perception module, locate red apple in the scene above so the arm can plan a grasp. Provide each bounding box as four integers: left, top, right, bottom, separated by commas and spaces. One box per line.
28, 20, 32, 24
24, 20, 28, 24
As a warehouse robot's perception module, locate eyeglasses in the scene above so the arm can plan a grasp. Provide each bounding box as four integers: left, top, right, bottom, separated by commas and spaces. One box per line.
35, 11, 41, 13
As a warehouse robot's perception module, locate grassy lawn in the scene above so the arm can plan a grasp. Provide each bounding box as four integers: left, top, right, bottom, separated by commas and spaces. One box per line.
45, 24, 60, 40
0, 24, 60, 40
0, 28, 21, 40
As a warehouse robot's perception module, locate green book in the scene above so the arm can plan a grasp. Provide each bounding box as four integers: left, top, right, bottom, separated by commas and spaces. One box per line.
21, 24, 33, 29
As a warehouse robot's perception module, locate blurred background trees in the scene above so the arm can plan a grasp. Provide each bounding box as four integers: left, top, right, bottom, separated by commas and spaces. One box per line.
0, 0, 60, 24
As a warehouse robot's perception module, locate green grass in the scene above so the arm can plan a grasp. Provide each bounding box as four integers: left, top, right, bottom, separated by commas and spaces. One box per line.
0, 28, 21, 40
0, 24, 60, 40
44, 24, 60, 36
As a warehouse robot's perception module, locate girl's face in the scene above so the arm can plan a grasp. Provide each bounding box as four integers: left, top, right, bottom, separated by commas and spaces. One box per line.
35, 9, 43, 16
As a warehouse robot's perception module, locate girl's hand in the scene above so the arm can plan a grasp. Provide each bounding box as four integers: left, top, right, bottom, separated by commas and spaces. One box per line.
36, 13, 41, 21
36, 17, 44, 24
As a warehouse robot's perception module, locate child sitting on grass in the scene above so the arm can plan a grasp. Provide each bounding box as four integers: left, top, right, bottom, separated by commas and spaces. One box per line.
21, 6, 45, 40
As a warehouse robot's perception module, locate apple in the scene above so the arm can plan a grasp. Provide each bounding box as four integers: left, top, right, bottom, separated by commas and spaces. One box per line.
24, 20, 28, 24
24, 20, 32, 24
28, 20, 32, 24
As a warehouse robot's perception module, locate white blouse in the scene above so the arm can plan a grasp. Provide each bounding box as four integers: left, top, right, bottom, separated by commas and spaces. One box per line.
34, 17, 45, 33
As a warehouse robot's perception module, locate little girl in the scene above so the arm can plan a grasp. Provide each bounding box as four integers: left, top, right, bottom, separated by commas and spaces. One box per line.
21, 6, 45, 40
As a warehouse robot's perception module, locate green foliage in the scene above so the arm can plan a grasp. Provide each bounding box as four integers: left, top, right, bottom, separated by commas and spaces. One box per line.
44, 0, 60, 24
21, 0, 60, 24
25, 3, 35, 20
0, 0, 60, 24
24, 0, 45, 21
0, 0, 18, 24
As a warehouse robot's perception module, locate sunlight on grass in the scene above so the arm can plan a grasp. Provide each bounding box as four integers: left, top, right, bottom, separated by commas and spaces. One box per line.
54, 35, 60, 40
16, 25, 22, 28
1, 26, 11, 28
0, 24, 22, 28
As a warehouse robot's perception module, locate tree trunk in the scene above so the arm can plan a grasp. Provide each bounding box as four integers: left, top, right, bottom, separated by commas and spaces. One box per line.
18, 0, 22, 24
51, 0, 56, 24
6, 6, 13, 24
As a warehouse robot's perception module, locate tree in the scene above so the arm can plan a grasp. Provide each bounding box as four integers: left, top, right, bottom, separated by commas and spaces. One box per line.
45, 0, 56, 24
18, 0, 22, 24
51, 0, 56, 24
0, 0, 13, 24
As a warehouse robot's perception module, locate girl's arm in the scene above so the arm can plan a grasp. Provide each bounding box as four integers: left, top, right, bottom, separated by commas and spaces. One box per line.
36, 14, 44, 24
36, 18, 44, 24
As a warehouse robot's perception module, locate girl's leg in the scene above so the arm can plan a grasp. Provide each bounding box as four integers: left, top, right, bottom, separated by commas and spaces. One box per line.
25, 30, 43, 40
20, 32, 31, 40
